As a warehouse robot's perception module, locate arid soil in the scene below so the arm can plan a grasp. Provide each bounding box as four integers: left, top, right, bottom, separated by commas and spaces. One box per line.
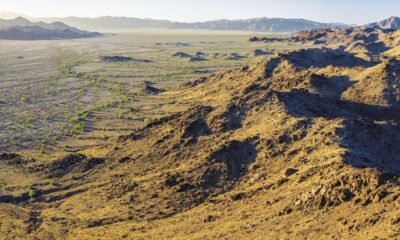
1, 27, 400, 239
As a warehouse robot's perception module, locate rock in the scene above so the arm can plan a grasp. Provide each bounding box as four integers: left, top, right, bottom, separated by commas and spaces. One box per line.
254, 49, 272, 56
277, 207, 293, 216
189, 56, 207, 62
204, 215, 217, 223
225, 53, 246, 61
173, 52, 192, 58
284, 168, 299, 177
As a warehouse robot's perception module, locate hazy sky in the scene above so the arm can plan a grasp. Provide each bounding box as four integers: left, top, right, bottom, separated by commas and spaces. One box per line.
2, 0, 400, 24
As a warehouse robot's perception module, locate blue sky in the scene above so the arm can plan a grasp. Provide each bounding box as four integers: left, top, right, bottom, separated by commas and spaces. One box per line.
1, 0, 400, 24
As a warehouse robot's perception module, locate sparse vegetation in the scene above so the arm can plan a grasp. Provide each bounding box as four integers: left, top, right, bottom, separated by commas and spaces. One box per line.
0, 29, 294, 154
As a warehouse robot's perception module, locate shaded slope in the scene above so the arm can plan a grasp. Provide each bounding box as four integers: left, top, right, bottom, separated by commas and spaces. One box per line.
366, 16, 400, 30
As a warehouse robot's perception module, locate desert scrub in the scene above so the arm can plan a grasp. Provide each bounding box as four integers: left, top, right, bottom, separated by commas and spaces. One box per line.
48, 179, 57, 187
1, 182, 11, 192
39, 144, 46, 155
0, 30, 270, 154
28, 189, 38, 199
68, 110, 91, 135
116, 111, 125, 119
28, 184, 38, 199
13, 192, 23, 199
69, 111, 89, 124
21, 117, 34, 127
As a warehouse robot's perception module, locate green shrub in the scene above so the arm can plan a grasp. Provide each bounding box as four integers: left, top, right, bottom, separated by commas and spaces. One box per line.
28, 189, 37, 199
48, 179, 56, 186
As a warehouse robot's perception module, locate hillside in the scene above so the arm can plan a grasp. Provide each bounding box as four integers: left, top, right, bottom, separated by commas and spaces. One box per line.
0, 17, 101, 40
366, 16, 400, 29
281, 25, 400, 61
0, 26, 399, 239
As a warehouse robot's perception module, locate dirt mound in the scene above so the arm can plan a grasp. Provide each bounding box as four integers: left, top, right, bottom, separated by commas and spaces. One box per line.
225, 53, 247, 61
36, 154, 104, 178
195, 51, 206, 56
189, 56, 207, 62
102, 56, 152, 63
249, 36, 284, 42
156, 42, 190, 47
254, 49, 272, 56
172, 52, 192, 58
140, 82, 165, 95
0, 152, 35, 166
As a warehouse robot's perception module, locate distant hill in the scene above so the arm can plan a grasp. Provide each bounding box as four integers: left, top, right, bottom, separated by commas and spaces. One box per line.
172, 18, 347, 33
37, 16, 347, 33
0, 17, 101, 40
0, 12, 348, 33
366, 16, 400, 29
36, 16, 174, 31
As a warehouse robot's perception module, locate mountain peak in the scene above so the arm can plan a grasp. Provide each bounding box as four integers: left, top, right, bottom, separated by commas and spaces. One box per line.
366, 16, 400, 29
11, 17, 31, 25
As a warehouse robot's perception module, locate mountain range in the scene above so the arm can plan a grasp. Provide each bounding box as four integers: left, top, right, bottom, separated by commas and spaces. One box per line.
0, 11, 347, 33
0, 17, 101, 40
4, 11, 400, 34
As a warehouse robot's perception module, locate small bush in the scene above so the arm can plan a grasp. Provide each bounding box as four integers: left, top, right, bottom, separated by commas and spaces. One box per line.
13, 192, 23, 199
49, 179, 56, 186
28, 189, 37, 199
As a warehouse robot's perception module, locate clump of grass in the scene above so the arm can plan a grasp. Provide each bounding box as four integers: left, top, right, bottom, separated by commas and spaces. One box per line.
68, 110, 91, 135
28, 189, 37, 199
130, 107, 140, 113
48, 179, 56, 186
116, 111, 125, 119
39, 144, 46, 155
72, 122, 85, 132
69, 111, 90, 125
1, 182, 11, 192
21, 117, 34, 127
13, 192, 23, 199
28, 184, 38, 199
19, 96, 29, 103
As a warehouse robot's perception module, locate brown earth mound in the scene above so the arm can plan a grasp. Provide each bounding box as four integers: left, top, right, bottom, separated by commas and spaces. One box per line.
102, 56, 152, 63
